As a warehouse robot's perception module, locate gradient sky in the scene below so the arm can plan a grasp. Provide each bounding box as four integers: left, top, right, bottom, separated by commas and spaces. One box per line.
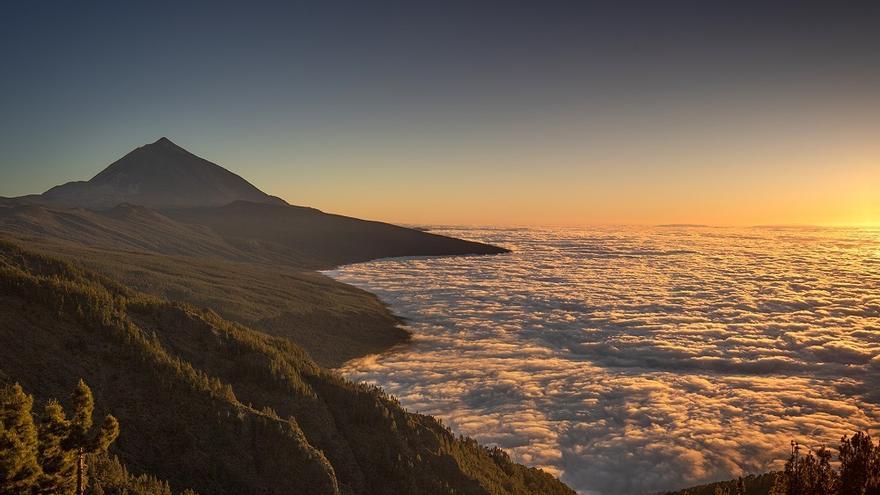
1, 1, 879, 226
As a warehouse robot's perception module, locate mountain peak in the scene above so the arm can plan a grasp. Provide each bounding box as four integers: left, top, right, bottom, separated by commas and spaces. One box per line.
147, 137, 187, 153
37, 139, 288, 209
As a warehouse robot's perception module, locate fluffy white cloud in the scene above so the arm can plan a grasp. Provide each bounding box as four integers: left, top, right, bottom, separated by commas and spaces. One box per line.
327, 226, 880, 495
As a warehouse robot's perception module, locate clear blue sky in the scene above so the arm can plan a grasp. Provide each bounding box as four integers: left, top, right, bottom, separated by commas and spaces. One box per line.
2, 1, 879, 225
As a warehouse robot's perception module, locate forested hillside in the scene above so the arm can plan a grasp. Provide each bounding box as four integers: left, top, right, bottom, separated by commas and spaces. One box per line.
0, 240, 573, 495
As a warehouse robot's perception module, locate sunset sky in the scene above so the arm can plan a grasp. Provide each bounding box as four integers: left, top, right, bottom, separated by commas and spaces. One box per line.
1, 2, 878, 226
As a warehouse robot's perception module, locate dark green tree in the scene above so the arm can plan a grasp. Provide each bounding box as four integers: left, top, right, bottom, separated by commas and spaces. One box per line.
65, 380, 120, 495
2, 378, 183, 495
0, 383, 42, 493
771, 433, 880, 495
770, 442, 837, 495
37, 400, 77, 494
838, 432, 880, 495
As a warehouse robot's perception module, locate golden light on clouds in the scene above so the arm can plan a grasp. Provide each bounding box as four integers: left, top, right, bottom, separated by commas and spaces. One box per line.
331, 225, 880, 494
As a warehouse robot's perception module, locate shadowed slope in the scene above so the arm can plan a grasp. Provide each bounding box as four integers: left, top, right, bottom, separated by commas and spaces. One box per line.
164, 201, 509, 268
0, 200, 507, 269
0, 203, 408, 366
0, 198, 506, 366
0, 203, 250, 260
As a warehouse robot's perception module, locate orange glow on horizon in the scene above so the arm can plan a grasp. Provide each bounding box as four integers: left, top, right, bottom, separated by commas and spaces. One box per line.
242, 112, 880, 229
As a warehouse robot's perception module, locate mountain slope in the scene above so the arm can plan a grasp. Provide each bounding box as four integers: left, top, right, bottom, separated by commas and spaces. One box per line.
38, 137, 286, 208
0, 200, 505, 366
0, 199, 507, 269
0, 240, 574, 495
0, 203, 409, 366
164, 201, 508, 268
0, 202, 250, 261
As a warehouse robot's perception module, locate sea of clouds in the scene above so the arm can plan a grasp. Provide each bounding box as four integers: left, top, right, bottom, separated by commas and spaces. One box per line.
326, 226, 880, 495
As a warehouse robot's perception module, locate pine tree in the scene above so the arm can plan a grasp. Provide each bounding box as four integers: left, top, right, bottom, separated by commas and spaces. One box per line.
0, 383, 42, 493
65, 379, 119, 495
91, 415, 119, 453
1, 380, 121, 494
770, 442, 837, 495
69, 380, 94, 446
37, 400, 77, 494
839, 432, 872, 495
769, 435, 880, 495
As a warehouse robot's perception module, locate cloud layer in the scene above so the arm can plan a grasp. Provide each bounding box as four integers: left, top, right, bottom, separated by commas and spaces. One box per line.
327, 226, 880, 495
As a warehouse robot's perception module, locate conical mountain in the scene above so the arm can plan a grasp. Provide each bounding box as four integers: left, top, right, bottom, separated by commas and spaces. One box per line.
39, 137, 286, 208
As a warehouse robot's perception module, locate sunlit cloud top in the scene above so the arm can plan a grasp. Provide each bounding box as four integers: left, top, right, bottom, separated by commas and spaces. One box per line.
1, 1, 878, 226
330, 226, 880, 494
